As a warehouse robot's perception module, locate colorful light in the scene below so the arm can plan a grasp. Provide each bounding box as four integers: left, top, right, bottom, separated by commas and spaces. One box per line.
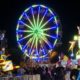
16, 5, 60, 59
73, 26, 80, 59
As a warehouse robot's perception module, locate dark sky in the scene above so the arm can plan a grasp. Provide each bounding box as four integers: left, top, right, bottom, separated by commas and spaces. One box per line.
0, 0, 80, 52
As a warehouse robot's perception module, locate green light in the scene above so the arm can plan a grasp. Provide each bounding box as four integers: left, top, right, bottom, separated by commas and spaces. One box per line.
35, 29, 38, 33
26, 16, 46, 50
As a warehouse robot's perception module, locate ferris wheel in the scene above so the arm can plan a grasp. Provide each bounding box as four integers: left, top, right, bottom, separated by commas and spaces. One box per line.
16, 5, 60, 59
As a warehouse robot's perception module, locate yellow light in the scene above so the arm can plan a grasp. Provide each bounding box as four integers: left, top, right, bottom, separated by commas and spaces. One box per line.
69, 41, 76, 51
2, 61, 13, 72
74, 35, 78, 40
78, 36, 80, 48
14, 66, 20, 69
76, 55, 80, 59
76, 50, 80, 59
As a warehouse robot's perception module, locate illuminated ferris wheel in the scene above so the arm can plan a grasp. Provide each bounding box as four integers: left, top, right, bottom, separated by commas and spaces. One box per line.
16, 5, 60, 59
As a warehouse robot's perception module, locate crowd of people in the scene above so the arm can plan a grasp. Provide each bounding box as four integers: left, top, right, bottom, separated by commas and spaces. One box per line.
0, 63, 79, 80
0, 56, 80, 80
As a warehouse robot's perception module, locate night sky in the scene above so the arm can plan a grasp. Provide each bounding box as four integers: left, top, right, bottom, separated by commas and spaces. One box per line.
0, 0, 80, 54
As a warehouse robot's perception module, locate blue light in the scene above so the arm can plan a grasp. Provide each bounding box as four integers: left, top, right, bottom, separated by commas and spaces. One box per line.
43, 49, 46, 55
71, 53, 74, 57
43, 8, 48, 17
22, 43, 27, 51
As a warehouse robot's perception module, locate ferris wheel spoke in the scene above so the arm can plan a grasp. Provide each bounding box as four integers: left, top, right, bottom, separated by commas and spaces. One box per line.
41, 36, 52, 48
35, 36, 38, 50
18, 33, 33, 42
24, 12, 34, 28
39, 40, 43, 48
16, 30, 33, 33
29, 48, 32, 56
31, 49, 35, 56
18, 42, 22, 50
31, 36, 35, 49
22, 35, 35, 51
40, 16, 54, 29
44, 33, 57, 39
31, 7, 36, 27
43, 26, 57, 31
39, 8, 48, 27
37, 6, 40, 27
39, 40, 44, 53
22, 37, 33, 50
18, 20, 33, 30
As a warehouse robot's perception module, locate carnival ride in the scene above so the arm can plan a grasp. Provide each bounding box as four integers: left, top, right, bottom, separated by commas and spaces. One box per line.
0, 31, 20, 74
69, 26, 80, 59
16, 4, 61, 60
